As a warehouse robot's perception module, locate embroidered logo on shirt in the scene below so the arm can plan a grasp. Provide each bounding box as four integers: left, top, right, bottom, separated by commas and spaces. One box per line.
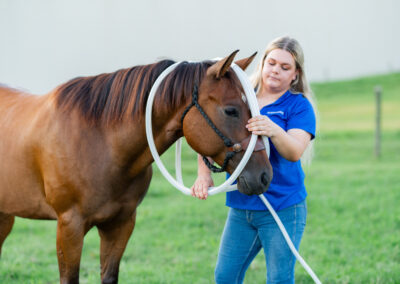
267, 111, 284, 115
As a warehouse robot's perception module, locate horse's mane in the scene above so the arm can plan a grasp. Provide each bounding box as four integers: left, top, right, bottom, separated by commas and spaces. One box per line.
55, 60, 218, 126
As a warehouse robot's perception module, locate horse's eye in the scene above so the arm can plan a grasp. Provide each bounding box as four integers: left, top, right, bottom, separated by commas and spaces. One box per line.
224, 107, 239, 118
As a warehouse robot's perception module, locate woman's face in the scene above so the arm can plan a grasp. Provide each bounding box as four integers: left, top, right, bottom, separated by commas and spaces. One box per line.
261, 48, 298, 94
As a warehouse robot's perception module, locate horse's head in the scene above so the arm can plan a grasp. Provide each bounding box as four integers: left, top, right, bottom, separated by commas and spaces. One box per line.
182, 51, 273, 195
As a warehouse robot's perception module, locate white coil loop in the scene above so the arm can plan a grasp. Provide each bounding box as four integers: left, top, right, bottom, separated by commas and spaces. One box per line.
145, 60, 321, 284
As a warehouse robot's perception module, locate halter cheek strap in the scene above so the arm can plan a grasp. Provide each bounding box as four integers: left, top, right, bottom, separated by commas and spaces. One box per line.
180, 85, 234, 148
181, 85, 265, 173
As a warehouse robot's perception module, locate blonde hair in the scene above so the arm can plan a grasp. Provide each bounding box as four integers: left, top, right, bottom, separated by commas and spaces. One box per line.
251, 36, 318, 165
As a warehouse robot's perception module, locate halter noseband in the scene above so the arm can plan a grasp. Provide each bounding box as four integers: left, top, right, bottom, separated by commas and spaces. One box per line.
180, 84, 265, 173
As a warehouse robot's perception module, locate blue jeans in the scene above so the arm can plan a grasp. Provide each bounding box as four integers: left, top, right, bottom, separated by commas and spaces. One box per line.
215, 200, 307, 284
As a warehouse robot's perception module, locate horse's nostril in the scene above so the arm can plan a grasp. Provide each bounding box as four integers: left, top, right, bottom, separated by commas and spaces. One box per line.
261, 172, 269, 187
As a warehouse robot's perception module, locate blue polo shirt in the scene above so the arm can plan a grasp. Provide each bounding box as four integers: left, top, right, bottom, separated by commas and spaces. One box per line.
226, 90, 316, 211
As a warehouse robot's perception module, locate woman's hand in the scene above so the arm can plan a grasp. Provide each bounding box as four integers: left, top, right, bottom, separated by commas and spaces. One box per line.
247, 115, 312, 161
246, 115, 281, 137
191, 174, 214, 200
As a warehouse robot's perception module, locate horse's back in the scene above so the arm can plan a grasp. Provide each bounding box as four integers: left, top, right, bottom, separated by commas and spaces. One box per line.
0, 86, 57, 219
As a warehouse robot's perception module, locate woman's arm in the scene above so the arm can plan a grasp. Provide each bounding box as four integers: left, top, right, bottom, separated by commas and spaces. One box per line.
191, 154, 214, 200
246, 115, 311, 161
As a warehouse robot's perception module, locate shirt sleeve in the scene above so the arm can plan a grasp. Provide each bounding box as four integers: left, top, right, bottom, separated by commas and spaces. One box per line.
286, 97, 316, 140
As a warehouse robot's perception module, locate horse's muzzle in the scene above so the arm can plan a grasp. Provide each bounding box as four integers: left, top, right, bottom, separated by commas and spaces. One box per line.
237, 170, 271, 195
234, 139, 272, 195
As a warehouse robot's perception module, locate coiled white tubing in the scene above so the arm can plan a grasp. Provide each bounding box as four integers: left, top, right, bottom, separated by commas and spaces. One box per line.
145, 62, 264, 196
145, 60, 321, 284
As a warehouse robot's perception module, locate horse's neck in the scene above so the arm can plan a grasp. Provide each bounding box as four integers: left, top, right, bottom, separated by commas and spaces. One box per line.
111, 108, 184, 178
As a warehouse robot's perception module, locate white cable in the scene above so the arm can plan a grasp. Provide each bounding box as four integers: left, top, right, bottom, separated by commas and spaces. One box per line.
145, 59, 321, 283
145, 61, 262, 196
258, 195, 322, 284
175, 138, 183, 184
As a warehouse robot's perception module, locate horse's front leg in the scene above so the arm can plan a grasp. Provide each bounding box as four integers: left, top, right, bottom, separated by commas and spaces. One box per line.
97, 212, 136, 284
56, 209, 86, 284
0, 212, 15, 257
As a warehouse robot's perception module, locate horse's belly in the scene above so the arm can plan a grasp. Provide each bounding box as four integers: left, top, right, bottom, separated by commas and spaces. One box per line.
0, 167, 57, 220
0, 194, 57, 219
0, 186, 57, 220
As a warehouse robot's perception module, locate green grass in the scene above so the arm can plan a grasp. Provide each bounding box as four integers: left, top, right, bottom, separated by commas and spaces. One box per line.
1, 73, 400, 283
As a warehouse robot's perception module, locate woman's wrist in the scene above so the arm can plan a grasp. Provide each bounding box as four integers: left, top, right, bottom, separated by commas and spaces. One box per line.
270, 124, 285, 139
197, 172, 212, 179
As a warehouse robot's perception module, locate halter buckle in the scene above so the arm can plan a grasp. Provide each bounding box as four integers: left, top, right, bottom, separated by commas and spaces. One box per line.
232, 143, 242, 153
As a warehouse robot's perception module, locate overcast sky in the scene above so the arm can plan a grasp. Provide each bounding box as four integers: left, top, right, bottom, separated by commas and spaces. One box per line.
1, 0, 399, 94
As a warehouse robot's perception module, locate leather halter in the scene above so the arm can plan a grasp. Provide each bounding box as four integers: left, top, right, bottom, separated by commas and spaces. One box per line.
228, 135, 266, 153
181, 85, 265, 173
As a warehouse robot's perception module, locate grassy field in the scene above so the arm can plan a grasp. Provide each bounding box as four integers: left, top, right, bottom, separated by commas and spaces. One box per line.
1, 73, 399, 283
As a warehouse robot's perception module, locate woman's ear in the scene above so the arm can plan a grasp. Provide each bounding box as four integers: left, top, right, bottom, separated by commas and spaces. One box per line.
293, 70, 299, 81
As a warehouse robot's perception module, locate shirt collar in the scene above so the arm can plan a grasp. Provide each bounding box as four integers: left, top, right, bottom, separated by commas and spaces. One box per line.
260, 90, 291, 111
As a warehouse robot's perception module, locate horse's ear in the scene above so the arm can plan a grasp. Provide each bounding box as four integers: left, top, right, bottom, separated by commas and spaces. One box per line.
234, 52, 258, 71
207, 50, 239, 79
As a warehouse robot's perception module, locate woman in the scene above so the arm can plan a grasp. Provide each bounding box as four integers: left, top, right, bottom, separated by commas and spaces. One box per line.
191, 36, 317, 283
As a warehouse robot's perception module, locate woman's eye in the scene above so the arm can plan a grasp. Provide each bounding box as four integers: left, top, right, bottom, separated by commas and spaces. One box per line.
224, 107, 239, 118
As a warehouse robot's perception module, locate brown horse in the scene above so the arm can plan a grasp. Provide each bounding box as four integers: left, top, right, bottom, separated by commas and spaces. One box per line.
0, 51, 272, 283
